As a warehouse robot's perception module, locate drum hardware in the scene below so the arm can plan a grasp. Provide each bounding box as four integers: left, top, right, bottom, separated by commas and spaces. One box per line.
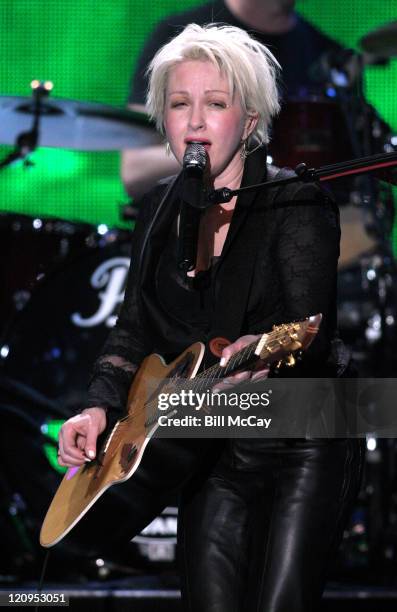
0, 80, 53, 171
0, 87, 157, 154
0, 487, 36, 577
336, 436, 397, 578
337, 249, 396, 372
0, 80, 156, 339
312, 41, 395, 199
361, 21, 397, 58
0, 235, 133, 405
0, 213, 98, 341
309, 47, 390, 91
310, 40, 397, 379
364, 438, 397, 572
0, 53, 394, 580
13, 290, 31, 313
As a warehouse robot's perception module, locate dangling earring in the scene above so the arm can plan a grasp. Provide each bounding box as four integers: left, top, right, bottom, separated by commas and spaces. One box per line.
165, 141, 171, 157
240, 141, 247, 160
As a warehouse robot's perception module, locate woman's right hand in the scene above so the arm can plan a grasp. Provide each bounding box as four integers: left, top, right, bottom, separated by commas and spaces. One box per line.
58, 407, 107, 467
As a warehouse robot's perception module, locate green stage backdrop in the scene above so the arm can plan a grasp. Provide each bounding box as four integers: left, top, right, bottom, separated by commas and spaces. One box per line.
0, 0, 396, 250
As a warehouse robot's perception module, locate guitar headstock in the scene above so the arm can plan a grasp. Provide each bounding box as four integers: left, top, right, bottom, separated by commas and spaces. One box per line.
255, 314, 322, 367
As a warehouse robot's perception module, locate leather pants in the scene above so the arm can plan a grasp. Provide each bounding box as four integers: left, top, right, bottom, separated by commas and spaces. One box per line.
178, 438, 364, 612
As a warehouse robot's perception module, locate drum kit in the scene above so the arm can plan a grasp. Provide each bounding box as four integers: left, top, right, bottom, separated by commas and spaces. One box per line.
0, 22, 396, 580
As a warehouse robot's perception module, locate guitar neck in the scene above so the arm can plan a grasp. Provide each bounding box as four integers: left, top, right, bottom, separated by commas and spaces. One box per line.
194, 318, 315, 392
195, 337, 264, 388
141, 315, 320, 425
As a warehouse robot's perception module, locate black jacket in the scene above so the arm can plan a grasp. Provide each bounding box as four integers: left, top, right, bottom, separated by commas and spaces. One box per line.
87, 146, 342, 420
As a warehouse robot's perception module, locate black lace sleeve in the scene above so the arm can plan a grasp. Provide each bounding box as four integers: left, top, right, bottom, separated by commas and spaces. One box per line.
275, 182, 340, 372
85, 189, 160, 419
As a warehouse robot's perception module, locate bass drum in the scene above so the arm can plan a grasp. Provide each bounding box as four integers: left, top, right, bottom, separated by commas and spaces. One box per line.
0, 376, 177, 580
0, 234, 181, 579
1, 232, 132, 407
0, 213, 93, 338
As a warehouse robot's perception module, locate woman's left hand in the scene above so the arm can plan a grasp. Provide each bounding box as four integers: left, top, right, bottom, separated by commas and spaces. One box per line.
213, 334, 269, 392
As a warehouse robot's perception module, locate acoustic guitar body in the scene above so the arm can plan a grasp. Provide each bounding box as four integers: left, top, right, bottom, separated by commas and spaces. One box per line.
40, 315, 321, 549
40, 342, 205, 547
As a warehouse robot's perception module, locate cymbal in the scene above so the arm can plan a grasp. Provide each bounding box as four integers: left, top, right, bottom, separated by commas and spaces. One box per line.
0, 96, 158, 151
360, 21, 397, 57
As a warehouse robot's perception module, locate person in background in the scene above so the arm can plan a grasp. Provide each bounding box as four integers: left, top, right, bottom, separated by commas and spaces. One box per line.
122, 0, 341, 199
59, 23, 363, 611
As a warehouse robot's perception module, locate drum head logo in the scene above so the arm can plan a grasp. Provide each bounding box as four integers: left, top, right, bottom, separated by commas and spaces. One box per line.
71, 257, 130, 328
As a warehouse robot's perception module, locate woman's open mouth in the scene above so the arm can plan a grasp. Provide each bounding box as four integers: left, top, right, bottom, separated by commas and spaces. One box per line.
185, 138, 211, 151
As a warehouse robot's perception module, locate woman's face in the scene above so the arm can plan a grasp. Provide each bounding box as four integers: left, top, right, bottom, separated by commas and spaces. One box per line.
163, 60, 257, 185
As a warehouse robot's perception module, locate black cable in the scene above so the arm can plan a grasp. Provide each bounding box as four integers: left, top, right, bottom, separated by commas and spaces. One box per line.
34, 549, 50, 612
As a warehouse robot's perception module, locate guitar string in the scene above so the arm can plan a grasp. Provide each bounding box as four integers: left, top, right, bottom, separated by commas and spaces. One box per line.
142, 324, 302, 427
136, 339, 259, 429
101, 324, 305, 454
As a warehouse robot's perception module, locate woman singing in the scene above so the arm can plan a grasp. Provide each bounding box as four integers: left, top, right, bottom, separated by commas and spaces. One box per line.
58, 23, 363, 611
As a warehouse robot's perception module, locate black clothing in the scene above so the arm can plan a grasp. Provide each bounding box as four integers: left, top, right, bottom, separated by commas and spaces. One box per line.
179, 438, 363, 612
129, 0, 341, 104
112, 8, 358, 609
87, 146, 340, 414
87, 147, 362, 611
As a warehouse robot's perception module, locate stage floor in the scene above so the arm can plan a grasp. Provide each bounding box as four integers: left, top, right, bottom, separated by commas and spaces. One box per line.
2, 579, 397, 611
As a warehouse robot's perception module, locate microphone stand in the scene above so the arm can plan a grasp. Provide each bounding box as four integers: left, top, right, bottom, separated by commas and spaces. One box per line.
0, 80, 52, 171
207, 150, 397, 204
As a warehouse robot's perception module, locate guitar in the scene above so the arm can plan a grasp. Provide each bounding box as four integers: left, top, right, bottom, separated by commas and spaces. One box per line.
40, 314, 321, 548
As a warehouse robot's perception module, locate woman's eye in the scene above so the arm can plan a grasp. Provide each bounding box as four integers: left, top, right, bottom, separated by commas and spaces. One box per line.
171, 101, 187, 108
209, 101, 226, 108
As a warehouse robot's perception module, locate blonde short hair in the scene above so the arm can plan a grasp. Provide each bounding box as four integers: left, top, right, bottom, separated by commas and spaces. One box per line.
146, 23, 281, 145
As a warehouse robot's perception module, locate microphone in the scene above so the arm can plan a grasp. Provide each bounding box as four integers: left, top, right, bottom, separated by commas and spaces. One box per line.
181, 142, 208, 208
177, 142, 208, 272
183, 141, 207, 168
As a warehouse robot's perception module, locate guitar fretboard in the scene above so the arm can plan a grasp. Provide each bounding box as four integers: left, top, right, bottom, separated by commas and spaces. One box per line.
142, 325, 302, 428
